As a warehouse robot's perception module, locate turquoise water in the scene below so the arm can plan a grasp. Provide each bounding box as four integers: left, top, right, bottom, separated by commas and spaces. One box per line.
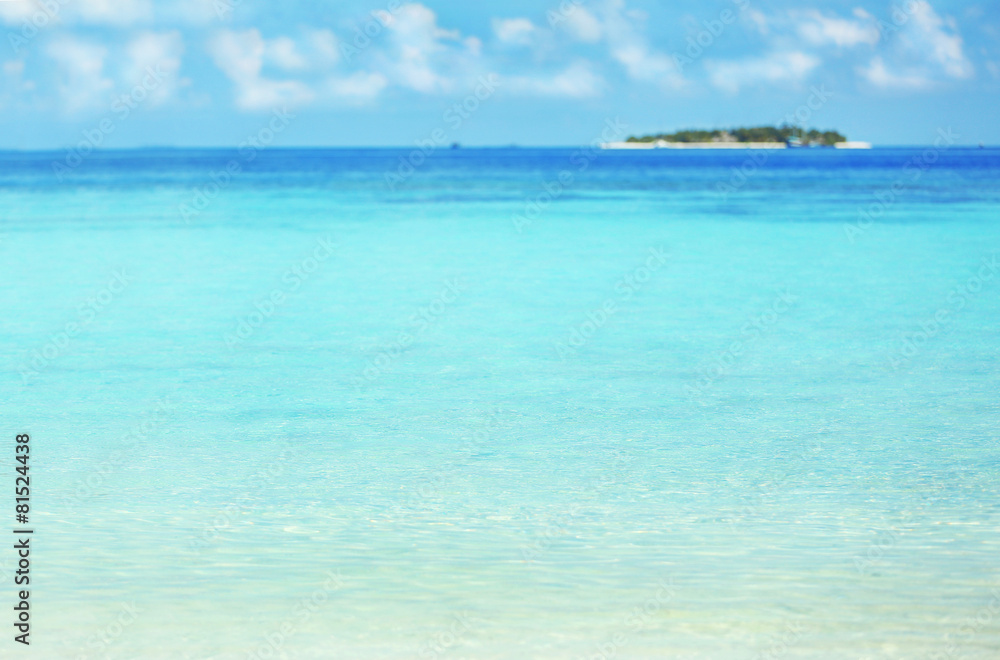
2, 148, 999, 658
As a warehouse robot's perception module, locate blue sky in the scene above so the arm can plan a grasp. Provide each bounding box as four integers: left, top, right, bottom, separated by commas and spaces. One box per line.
1, 0, 998, 148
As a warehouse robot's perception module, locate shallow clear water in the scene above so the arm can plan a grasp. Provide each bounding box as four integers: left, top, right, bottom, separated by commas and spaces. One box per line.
2, 148, 999, 658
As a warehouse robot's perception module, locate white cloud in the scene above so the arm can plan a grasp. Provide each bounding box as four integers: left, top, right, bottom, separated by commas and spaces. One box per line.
3, 59, 24, 77
795, 10, 880, 48
384, 3, 459, 43
600, 0, 685, 89
504, 0, 681, 89
251, 30, 340, 73
74, 0, 153, 26
1, 0, 218, 28
208, 29, 314, 111
507, 61, 603, 98
464, 36, 482, 57
209, 30, 262, 80
906, 0, 972, 79
266, 36, 308, 71
0, 58, 29, 108
611, 43, 679, 84
545, 61, 604, 96
162, 0, 223, 26
729, 3, 970, 92
563, 6, 603, 43
4, 57, 34, 100
493, 18, 536, 46
47, 37, 114, 112
124, 31, 184, 106
230, 76, 313, 111
208, 27, 377, 109
380, 3, 471, 94
307, 29, 340, 67
858, 55, 933, 89
706, 51, 820, 94
0, 2, 37, 25
745, 9, 770, 35
389, 43, 446, 93
324, 71, 388, 102
859, 1, 972, 90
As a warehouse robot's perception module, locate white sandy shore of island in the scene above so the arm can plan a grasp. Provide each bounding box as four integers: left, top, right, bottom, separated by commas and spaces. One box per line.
600, 141, 872, 149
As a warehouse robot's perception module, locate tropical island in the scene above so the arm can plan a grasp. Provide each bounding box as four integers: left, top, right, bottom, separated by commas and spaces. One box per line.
602, 125, 870, 149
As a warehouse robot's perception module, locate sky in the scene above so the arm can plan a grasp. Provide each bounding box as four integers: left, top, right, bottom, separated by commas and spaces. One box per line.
0, 0, 998, 149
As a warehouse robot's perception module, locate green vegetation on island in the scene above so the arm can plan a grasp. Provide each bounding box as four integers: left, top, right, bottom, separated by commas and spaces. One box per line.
626, 125, 847, 146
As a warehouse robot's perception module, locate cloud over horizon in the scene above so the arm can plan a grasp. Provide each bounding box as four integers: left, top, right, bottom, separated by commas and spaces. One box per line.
1, 0, 985, 115
0, 0, 995, 148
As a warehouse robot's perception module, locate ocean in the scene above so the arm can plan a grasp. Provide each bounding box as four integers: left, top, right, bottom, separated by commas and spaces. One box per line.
2, 147, 999, 658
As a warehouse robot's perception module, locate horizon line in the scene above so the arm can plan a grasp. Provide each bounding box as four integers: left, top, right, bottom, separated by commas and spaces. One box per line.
1, 144, 998, 154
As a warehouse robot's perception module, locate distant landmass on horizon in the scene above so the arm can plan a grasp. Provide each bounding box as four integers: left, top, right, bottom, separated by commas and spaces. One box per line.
629, 125, 846, 146
600, 125, 872, 149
